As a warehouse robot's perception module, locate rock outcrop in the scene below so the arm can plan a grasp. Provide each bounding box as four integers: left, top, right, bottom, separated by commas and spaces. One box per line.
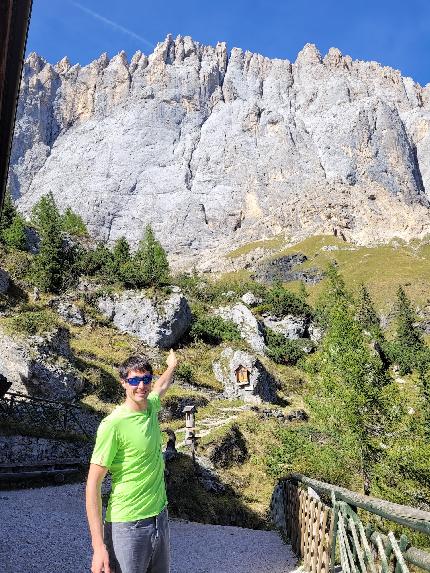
214, 303, 266, 353
262, 314, 309, 340
98, 290, 192, 347
9, 37, 430, 268
0, 327, 83, 400
213, 347, 277, 403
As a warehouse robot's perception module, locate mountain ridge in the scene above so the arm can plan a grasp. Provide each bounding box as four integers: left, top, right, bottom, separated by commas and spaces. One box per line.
9, 35, 430, 269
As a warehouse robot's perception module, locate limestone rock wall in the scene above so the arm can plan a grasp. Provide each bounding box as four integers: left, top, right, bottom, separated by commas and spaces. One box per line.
9, 36, 430, 267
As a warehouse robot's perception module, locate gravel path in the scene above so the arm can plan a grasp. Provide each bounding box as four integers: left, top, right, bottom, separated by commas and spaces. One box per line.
0, 483, 297, 573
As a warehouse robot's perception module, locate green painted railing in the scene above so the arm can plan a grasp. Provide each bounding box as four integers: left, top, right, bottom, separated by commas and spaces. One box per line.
271, 474, 430, 573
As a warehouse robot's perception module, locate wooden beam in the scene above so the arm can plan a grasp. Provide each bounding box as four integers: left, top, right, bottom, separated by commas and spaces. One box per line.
0, 0, 33, 211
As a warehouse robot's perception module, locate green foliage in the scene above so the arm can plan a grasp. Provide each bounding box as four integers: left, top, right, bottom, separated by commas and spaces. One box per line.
262, 282, 311, 318
305, 268, 401, 494
265, 425, 362, 488
2, 213, 27, 250
4, 308, 59, 336
60, 207, 88, 237
356, 284, 380, 333
0, 191, 27, 250
131, 225, 170, 287
389, 286, 427, 375
30, 194, 65, 293
190, 315, 241, 345
78, 243, 114, 278
175, 362, 195, 383
0, 189, 17, 231
314, 261, 351, 327
264, 329, 312, 366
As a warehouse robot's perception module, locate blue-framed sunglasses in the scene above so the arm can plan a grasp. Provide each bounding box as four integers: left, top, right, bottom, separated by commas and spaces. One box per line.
126, 374, 153, 386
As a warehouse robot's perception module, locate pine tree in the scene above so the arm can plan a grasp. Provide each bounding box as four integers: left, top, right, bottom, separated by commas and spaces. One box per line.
60, 207, 88, 237
356, 284, 380, 332
391, 286, 425, 374
2, 213, 27, 250
133, 225, 169, 287
0, 189, 27, 250
0, 189, 17, 232
30, 194, 64, 292
306, 270, 397, 494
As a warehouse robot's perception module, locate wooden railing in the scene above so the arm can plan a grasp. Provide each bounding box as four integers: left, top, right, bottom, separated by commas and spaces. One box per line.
271, 474, 430, 573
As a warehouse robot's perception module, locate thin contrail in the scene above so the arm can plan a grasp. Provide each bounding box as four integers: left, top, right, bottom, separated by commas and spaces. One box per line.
69, 1, 154, 49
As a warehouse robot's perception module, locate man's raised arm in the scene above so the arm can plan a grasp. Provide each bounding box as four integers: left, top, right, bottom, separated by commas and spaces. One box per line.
152, 349, 178, 398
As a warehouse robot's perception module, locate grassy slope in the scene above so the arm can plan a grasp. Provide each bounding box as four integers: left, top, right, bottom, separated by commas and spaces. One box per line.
223, 235, 430, 312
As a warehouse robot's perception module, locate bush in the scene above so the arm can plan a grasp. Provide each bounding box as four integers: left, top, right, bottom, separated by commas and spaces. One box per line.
190, 315, 241, 345
175, 362, 195, 383
5, 309, 59, 336
264, 329, 311, 365
60, 207, 88, 237
263, 283, 311, 318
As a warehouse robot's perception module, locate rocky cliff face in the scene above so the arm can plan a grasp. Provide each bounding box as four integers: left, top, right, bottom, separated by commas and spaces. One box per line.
9, 36, 430, 267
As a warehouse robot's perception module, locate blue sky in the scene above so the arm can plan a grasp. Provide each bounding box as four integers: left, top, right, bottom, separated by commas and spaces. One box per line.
27, 0, 430, 86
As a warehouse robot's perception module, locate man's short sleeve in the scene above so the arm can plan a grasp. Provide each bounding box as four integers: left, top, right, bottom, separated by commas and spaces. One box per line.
90, 419, 118, 468
148, 391, 161, 415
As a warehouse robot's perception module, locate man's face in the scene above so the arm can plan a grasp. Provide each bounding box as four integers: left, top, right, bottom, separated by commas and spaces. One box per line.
121, 368, 152, 406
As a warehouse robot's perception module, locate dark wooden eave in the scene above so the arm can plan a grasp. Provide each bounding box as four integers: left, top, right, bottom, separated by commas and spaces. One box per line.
0, 0, 33, 213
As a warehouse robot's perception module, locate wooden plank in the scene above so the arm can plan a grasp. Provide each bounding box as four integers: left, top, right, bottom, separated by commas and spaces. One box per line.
312, 501, 322, 573
0, 458, 83, 469
317, 505, 328, 573
300, 490, 306, 558
0, 468, 78, 480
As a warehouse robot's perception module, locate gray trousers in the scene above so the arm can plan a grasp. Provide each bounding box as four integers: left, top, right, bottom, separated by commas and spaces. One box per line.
104, 507, 170, 573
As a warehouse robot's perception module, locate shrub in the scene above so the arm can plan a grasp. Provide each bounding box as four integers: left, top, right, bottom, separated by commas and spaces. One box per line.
175, 362, 195, 384
5, 309, 59, 336
264, 329, 311, 365
60, 207, 88, 237
263, 282, 311, 318
190, 315, 241, 345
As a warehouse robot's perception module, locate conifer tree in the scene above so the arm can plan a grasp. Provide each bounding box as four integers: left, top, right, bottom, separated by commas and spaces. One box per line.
391, 286, 425, 374
133, 225, 169, 287
307, 269, 397, 494
356, 284, 380, 332
0, 189, 27, 250
60, 207, 88, 237
30, 193, 64, 292
2, 213, 27, 250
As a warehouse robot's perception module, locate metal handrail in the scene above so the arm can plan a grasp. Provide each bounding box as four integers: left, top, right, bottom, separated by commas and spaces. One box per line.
0, 391, 94, 439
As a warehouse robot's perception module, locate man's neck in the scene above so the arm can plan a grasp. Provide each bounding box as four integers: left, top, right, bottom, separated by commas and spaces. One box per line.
124, 397, 148, 412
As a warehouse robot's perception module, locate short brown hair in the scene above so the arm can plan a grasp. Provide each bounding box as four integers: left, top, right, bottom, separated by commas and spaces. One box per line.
118, 355, 153, 380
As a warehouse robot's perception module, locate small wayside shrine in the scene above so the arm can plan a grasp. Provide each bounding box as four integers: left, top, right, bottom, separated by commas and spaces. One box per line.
235, 364, 251, 386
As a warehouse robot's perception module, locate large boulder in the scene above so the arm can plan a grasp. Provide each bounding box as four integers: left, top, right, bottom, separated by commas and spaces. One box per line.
213, 348, 277, 404
0, 327, 83, 400
214, 303, 266, 353
262, 314, 309, 340
98, 290, 192, 348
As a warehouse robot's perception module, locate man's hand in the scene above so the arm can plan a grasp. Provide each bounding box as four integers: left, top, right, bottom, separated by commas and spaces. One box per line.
91, 544, 110, 573
153, 349, 178, 397
166, 348, 178, 370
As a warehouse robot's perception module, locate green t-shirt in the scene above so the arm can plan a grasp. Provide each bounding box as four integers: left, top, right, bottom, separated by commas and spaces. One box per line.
90, 392, 167, 522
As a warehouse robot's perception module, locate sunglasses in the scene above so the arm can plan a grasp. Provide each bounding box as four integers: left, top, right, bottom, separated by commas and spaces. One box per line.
126, 374, 153, 386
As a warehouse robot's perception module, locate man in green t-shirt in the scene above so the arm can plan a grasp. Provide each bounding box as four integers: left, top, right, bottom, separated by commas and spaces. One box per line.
86, 350, 178, 573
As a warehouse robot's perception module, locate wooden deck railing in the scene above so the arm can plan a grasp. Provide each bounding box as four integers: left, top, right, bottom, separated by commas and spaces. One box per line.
271, 474, 430, 573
